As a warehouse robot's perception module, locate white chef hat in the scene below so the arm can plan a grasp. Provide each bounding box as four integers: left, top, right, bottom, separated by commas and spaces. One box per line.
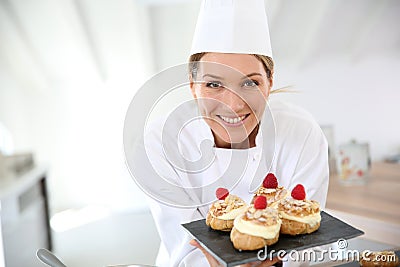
190, 0, 273, 58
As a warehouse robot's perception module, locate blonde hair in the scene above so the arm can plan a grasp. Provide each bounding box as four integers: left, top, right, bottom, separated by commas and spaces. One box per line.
188, 53, 291, 94
189, 52, 272, 78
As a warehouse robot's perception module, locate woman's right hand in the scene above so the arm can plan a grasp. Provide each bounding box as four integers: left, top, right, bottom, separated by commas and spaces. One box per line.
189, 239, 223, 267
189, 239, 281, 267
238, 258, 281, 267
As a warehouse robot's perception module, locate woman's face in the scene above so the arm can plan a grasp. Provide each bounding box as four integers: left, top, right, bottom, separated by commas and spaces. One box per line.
190, 53, 273, 148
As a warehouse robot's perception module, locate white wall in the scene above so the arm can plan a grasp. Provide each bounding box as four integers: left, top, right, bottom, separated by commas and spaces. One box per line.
0, 71, 30, 153
0, 75, 151, 214
272, 55, 400, 161
149, 1, 200, 70
0, 203, 4, 267
0, 0, 154, 214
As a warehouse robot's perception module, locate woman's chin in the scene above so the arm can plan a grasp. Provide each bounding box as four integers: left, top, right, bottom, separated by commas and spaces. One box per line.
209, 124, 257, 148
214, 135, 252, 148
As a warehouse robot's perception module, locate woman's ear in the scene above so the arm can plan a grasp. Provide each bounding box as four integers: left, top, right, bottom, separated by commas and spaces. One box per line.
269, 72, 274, 88
264, 74, 273, 99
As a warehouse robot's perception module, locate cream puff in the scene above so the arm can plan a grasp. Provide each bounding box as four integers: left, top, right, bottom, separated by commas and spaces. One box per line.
230, 196, 281, 251
278, 184, 321, 235
252, 173, 289, 208
206, 188, 247, 231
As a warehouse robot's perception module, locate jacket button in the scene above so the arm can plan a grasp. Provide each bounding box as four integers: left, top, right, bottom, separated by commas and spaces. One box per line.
253, 153, 260, 161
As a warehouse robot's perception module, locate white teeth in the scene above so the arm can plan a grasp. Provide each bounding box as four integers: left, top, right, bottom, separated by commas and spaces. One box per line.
220, 115, 246, 124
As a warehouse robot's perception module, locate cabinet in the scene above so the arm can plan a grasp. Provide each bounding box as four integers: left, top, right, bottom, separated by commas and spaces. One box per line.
326, 161, 400, 246
0, 166, 52, 267
326, 161, 400, 224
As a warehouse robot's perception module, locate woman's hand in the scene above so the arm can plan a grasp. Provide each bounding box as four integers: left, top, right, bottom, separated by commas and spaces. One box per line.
238, 258, 281, 267
189, 239, 223, 267
189, 239, 281, 267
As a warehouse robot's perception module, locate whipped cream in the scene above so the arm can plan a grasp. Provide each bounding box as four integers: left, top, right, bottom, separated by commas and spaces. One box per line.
279, 212, 321, 227
215, 205, 247, 220
234, 215, 281, 239
261, 188, 277, 194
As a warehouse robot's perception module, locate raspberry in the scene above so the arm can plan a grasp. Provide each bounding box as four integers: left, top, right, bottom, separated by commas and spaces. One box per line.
263, 173, 278, 189
291, 184, 306, 200
216, 187, 229, 200
254, 195, 267, 209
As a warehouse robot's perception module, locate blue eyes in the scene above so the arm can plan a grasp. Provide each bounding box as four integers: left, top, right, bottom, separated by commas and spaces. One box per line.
243, 80, 259, 87
205, 80, 259, 88
206, 82, 223, 88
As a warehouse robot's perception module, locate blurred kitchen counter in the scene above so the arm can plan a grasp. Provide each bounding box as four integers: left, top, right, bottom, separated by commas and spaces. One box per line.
326, 161, 400, 225
0, 165, 52, 266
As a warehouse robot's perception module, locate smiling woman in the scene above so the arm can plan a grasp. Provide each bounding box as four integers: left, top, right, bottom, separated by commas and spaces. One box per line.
126, 0, 330, 266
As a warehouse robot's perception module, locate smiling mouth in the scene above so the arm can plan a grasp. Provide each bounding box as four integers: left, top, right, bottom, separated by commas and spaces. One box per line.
217, 114, 250, 125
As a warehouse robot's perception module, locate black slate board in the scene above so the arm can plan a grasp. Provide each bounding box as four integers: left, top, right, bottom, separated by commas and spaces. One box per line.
182, 211, 364, 267
336, 250, 400, 266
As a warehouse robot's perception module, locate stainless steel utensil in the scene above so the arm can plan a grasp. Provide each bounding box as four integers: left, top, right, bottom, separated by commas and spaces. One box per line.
37, 248, 67, 267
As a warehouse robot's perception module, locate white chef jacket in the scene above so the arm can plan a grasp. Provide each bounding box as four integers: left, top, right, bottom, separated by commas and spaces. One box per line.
139, 99, 329, 267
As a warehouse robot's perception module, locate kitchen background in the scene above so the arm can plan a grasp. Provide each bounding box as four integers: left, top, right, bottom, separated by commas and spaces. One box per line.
0, 0, 399, 266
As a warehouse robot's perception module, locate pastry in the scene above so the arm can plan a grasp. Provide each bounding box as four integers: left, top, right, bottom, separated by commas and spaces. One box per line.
206, 188, 247, 231
252, 173, 289, 208
230, 196, 281, 251
360, 251, 399, 267
278, 184, 321, 235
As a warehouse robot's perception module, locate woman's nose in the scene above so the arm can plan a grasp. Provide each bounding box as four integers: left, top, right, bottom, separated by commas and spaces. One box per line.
222, 88, 245, 112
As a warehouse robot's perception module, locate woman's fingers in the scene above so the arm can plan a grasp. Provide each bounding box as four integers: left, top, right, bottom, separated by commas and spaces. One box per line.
190, 240, 282, 267
239, 257, 280, 267
189, 239, 222, 267
189, 239, 199, 247
258, 256, 281, 266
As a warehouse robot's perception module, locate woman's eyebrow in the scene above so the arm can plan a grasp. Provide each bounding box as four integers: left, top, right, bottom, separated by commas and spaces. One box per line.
202, 74, 224, 80
202, 73, 263, 80
241, 72, 263, 79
